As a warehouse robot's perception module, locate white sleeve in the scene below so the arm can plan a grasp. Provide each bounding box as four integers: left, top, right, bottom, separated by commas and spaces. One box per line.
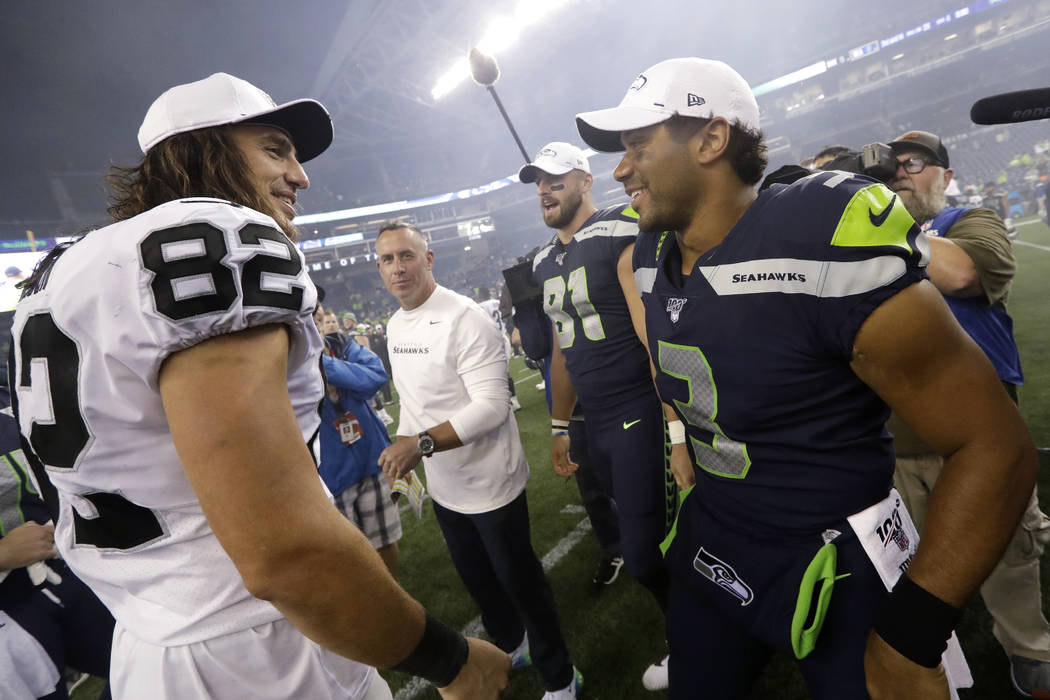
447, 364, 510, 444
130, 199, 318, 382
447, 305, 511, 444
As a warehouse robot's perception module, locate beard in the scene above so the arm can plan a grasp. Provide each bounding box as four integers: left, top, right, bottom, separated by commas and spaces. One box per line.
899, 186, 947, 225
636, 188, 697, 234
543, 189, 583, 229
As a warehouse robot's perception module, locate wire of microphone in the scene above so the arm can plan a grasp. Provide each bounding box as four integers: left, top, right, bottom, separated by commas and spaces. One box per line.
971, 88, 1050, 125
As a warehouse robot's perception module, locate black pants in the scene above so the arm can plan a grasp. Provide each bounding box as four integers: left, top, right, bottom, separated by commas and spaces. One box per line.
584, 392, 674, 611
569, 417, 621, 559
666, 521, 885, 699
433, 491, 573, 691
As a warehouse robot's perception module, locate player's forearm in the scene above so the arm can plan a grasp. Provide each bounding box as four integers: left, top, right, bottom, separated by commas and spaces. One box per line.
905, 424, 1037, 607
255, 512, 429, 667
548, 347, 576, 421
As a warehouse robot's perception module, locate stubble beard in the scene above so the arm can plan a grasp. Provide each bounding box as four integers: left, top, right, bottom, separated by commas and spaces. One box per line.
544, 190, 582, 230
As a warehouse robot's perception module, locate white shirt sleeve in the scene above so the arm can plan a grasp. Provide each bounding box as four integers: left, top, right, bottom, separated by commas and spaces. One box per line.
446, 304, 511, 444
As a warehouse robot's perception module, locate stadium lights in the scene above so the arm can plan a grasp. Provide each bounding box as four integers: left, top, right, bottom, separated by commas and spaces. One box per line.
431, 0, 573, 100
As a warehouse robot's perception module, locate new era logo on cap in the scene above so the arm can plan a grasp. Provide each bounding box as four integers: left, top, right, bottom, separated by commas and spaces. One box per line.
575, 57, 760, 153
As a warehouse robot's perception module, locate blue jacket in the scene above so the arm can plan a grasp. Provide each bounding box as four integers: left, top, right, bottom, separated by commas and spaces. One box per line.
925, 206, 1023, 385
318, 337, 391, 495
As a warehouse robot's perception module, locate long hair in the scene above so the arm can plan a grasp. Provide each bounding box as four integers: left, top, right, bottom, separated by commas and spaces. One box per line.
106, 127, 296, 238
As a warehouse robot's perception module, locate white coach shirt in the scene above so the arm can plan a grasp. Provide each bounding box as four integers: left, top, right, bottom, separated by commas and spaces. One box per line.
388, 285, 529, 514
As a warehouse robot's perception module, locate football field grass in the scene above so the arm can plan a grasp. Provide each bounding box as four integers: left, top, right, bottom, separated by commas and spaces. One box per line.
73, 217, 1050, 699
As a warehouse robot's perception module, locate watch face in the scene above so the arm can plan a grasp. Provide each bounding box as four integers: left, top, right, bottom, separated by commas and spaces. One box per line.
418, 433, 436, 455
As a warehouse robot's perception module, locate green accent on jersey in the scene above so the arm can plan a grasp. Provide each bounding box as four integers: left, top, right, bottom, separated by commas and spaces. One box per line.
620, 205, 640, 220
659, 484, 693, 557
6, 449, 34, 495
1, 454, 28, 536
830, 183, 916, 253
790, 542, 852, 659
623, 419, 641, 430
654, 231, 671, 263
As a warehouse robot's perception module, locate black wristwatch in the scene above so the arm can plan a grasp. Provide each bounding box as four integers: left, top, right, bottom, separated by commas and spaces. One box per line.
417, 431, 436, 457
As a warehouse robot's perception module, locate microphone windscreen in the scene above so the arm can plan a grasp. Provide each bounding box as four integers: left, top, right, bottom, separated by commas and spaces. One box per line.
469, 48, 500, 87
971, 88, 1050, 125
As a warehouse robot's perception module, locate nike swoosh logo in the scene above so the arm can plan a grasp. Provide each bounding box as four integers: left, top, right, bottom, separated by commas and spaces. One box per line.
429, 321, 441, 325
623, 419, 641, 430
868, 195, 897, 227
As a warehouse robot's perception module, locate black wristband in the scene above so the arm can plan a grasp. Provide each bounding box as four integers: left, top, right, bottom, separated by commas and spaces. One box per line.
873, 575, 962, 668
389, 613, 469, 687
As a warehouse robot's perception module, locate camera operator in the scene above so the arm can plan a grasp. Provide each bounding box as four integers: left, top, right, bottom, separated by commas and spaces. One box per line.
884, 130, 1050, 698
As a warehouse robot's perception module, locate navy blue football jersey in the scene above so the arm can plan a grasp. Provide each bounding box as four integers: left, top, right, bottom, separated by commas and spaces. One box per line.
532, 205, 653, 408
633, 171, 928, 532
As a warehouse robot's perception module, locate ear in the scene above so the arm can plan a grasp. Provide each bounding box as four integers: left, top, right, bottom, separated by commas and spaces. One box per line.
425, 249, 435, 270
943, 167, 954, 189
696, 117, 732, 166
579, 172, 593, 193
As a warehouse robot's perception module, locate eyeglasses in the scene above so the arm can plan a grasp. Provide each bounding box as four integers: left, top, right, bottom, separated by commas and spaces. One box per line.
895, 156, 936, 174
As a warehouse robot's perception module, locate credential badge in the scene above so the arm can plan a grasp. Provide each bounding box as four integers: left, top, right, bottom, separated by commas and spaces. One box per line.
666, 297, 687, 323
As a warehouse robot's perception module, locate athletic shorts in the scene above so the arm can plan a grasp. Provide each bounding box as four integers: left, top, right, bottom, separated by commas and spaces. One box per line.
334, 472, 403, 549
110, 617, 385, 700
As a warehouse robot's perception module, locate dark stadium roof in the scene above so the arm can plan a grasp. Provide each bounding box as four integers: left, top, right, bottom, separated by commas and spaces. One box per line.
0, 0, 1037, 234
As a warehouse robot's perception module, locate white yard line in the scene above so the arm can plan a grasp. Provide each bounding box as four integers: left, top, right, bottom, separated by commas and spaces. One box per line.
514, 371, 540, 386
393, 512, 593, 700
1014, 239, 1050, 253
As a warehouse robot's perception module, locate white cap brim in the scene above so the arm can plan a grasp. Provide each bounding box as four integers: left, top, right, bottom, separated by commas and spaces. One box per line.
575, 106, 674, 152
139, 96, 332, 163
518, 160, 574, 183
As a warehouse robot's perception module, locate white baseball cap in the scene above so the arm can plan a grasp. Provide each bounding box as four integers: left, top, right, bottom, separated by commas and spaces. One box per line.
137, 72, 333, 162
517, 142, 591, 183
576, 58, 759, 152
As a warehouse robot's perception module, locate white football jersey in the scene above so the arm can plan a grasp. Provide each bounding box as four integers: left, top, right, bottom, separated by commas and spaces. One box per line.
11, 198, 324, 646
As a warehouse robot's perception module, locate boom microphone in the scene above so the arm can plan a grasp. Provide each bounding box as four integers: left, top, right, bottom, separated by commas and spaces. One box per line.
971, 88, 1050, 125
